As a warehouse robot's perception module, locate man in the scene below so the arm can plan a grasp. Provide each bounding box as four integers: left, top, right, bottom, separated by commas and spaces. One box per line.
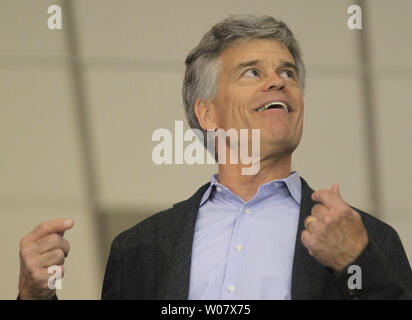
18, 15, 412, 300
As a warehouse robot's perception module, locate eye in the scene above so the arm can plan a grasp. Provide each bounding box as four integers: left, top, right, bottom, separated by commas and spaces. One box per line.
280, 69, 295, 79
243, 68, 260, 78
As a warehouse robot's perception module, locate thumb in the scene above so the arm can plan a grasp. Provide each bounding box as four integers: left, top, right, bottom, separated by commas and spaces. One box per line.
58, 219, 74, 237
331, 183, 341, 197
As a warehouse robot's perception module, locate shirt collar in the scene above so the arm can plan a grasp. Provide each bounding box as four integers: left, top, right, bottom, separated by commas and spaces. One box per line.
282, 171, 302, 204
199, 171, 302, 207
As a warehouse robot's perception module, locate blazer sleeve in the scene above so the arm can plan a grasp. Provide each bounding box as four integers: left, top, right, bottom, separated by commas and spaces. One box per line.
16, 294, 58, 300
331, 226, 412, 299
101, 236, 122, 300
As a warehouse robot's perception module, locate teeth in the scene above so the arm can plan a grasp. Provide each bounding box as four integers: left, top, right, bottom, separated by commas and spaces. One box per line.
257, 102, 288, 112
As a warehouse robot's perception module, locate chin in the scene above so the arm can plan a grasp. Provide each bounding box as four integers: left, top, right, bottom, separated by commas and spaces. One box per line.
262, 136, 300, 157
264, 131, 291, 144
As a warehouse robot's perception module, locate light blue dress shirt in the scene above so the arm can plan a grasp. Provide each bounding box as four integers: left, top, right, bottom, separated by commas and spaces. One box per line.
188, 171, 302, 300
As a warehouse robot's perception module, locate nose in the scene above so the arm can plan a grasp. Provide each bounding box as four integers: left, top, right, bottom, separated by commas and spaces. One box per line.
262, 72, 286, 91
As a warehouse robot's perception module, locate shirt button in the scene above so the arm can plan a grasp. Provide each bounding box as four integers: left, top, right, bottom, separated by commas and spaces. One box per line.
235, 244, 243, 252
244, 207, 251, 214
216, 186, 223, 193
228, 285, 236, 293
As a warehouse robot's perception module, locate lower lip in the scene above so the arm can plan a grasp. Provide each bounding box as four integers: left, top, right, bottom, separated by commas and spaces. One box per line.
256, 108, 289, 114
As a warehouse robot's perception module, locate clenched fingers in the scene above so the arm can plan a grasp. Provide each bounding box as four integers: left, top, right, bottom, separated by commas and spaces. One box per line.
37, 233, 70, 257
25, 218, 73, 243
18, 218, 73, 299
311, 189, 343, 210
301, 229, 321, 253
310, 203, 329, 222
39, 249, 66, 267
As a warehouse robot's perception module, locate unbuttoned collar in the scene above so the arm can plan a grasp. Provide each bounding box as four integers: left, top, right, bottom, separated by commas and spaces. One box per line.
199, 171, 302, 207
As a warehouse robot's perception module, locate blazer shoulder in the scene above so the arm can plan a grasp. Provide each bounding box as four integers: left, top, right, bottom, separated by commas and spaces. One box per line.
113, 207, 175, 246
352, 206, 399, 247
112, 182, 211, 247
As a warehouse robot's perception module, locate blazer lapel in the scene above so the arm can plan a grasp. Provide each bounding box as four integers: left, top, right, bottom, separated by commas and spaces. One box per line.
157, 183, 210, 299
291, 177, 330, 299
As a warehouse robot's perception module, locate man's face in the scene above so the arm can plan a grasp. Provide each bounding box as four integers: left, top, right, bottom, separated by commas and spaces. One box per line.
209, 38, 304, 159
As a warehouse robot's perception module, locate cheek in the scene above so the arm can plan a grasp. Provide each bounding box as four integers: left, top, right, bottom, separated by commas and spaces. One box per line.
215, 90, 250, 127
290, 89, 304, 119
295, 89, 304, 107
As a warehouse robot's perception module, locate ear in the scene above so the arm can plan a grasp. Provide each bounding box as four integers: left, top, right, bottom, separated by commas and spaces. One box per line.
194, 99, 218, 130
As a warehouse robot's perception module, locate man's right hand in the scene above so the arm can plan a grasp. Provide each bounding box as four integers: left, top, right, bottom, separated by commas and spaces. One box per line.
18, 218, 73, 299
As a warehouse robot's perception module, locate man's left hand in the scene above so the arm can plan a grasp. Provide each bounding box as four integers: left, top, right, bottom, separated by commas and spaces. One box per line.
301, 184, 369, 272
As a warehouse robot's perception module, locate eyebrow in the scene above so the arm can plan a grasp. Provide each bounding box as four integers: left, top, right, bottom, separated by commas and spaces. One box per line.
233, 60, 262, 74
233, 59, 298, 75
278, 61, 298, 73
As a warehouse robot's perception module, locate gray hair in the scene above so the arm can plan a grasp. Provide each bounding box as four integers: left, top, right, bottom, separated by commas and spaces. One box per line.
182, 14, 305, 139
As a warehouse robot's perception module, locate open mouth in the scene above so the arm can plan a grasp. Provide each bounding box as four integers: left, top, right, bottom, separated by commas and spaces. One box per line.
255, 101, 289, 113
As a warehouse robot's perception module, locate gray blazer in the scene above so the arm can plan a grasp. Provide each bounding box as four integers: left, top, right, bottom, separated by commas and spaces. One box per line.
101, 177, 412, 299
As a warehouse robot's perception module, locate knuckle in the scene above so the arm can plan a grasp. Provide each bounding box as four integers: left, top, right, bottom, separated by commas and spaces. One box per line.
25, 257, 38, 271
54, 249, 65, 262
336, 203, 348, 213
19, 246, 30, 259
305, 236, 315, 248
19, 237, 29, 249
351, 209, 361, 218
37, 223, 48, 234
318, 224, 328, 236
352, 214, 362, 225
311, 222, 320, 233
56, 248, 64, 258
50, 233, 61, 244
301, 230, 311, 244
24, 259, 34, 271
313, 203, 322, 211
323, 215, 332, 225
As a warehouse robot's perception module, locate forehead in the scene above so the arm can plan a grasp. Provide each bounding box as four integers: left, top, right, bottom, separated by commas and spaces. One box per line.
219, 38, 295, 70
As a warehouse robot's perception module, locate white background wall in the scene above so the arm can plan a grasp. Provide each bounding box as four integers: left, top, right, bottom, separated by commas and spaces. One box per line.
0, 0, 411, 299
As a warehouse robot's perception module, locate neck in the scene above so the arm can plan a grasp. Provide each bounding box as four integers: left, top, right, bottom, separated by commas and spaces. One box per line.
217, 154, 292, 202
